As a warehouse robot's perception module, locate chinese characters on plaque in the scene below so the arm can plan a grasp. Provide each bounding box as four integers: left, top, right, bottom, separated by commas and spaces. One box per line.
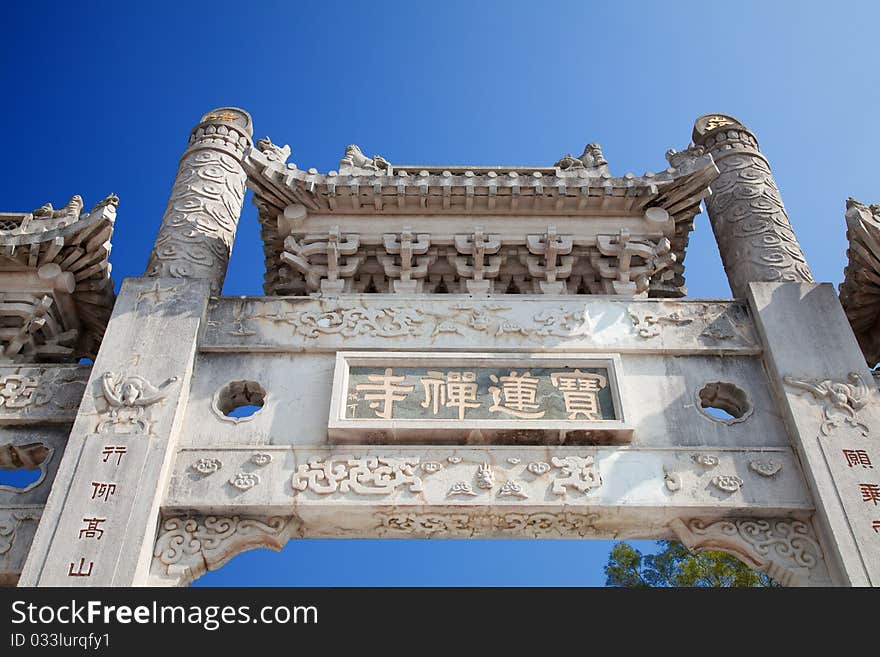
346, 366, 617, 421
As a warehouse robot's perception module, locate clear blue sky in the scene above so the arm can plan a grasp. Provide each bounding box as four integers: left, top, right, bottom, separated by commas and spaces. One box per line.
2, 1, 878, 586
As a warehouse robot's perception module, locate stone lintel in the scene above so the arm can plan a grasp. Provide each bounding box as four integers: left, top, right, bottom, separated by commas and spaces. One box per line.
201, 296, 760, 355
165, 446, 812, 519
0, 364, 89, 424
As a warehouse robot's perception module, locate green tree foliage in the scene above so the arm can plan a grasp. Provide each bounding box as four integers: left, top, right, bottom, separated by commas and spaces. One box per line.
604, 541, 778, 587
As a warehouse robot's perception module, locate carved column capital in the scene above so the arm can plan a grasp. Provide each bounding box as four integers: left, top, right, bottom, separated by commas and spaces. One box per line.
145, 107, 254, 295
691, 114, 813, 298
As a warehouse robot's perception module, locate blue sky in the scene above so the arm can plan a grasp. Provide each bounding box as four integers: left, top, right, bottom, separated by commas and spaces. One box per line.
3, 1, 878, 585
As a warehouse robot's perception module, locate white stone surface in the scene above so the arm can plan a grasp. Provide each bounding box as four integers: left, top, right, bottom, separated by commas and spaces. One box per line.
179, 348, 787, 451
165, 445, 811, 521
19, 278, 211, 586
749, 282, 880, 586
202, 296, 760, 354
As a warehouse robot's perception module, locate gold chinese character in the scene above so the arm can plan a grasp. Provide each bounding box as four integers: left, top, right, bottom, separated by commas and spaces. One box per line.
420, 371, 447, 415
206, 111, 239, 122
703, 115, 734, 131
420, 370, 480, 420
355, 368, 414, 420
549, 370, 607, 420
489, 371, 545, 419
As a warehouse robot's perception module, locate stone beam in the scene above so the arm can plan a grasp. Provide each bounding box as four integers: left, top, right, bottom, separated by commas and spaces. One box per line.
201, 296, 761, 355
151, 442, 824, 587
0, 365, 89, 424
164, 445, 812, 521
149, 511, 830, 587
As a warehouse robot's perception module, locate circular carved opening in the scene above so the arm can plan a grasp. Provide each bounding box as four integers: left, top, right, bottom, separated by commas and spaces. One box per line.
214, 381, 266, 421
697, 382, 752, 424
0, 442, 52, 492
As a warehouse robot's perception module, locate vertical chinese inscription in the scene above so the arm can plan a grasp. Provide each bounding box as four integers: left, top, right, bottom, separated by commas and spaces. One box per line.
833, 435, 880, 556
843, 450, 873, 469
90, 482, 117, 502
66, 443, 129, 578
101, 445, 127, 465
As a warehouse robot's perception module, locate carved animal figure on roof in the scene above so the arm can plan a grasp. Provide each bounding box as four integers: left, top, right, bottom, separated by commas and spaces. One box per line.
256, 136, 291, 164
665, 144, 706, 169
31, 195, 83, 222
554, 144, 607, 171
553, 153, 584, 170
340, 144, 390, 171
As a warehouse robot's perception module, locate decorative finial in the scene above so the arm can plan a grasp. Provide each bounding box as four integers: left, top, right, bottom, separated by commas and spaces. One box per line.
256, 136, 291, 164
339, 144, 391, 172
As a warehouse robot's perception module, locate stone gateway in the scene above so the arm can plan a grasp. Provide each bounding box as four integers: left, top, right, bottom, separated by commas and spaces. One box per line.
0, 110, 877, 587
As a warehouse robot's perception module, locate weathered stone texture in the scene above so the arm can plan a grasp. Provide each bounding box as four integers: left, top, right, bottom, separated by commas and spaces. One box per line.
145, 108, 253, 295
12, 109, 878, 588
692, 114, 813, 298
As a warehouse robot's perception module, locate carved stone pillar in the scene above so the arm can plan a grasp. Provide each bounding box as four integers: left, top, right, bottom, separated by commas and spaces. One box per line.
145, 107, 253, 295
19, 278, 212, 586
748, 282, 880, 586
692, 114, 812, 298
19, 108, 252, 586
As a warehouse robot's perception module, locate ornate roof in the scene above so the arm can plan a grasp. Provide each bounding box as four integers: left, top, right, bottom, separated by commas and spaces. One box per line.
840, 198, 880, 366
0, 194, 117, 362
244, 140, 719, 297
